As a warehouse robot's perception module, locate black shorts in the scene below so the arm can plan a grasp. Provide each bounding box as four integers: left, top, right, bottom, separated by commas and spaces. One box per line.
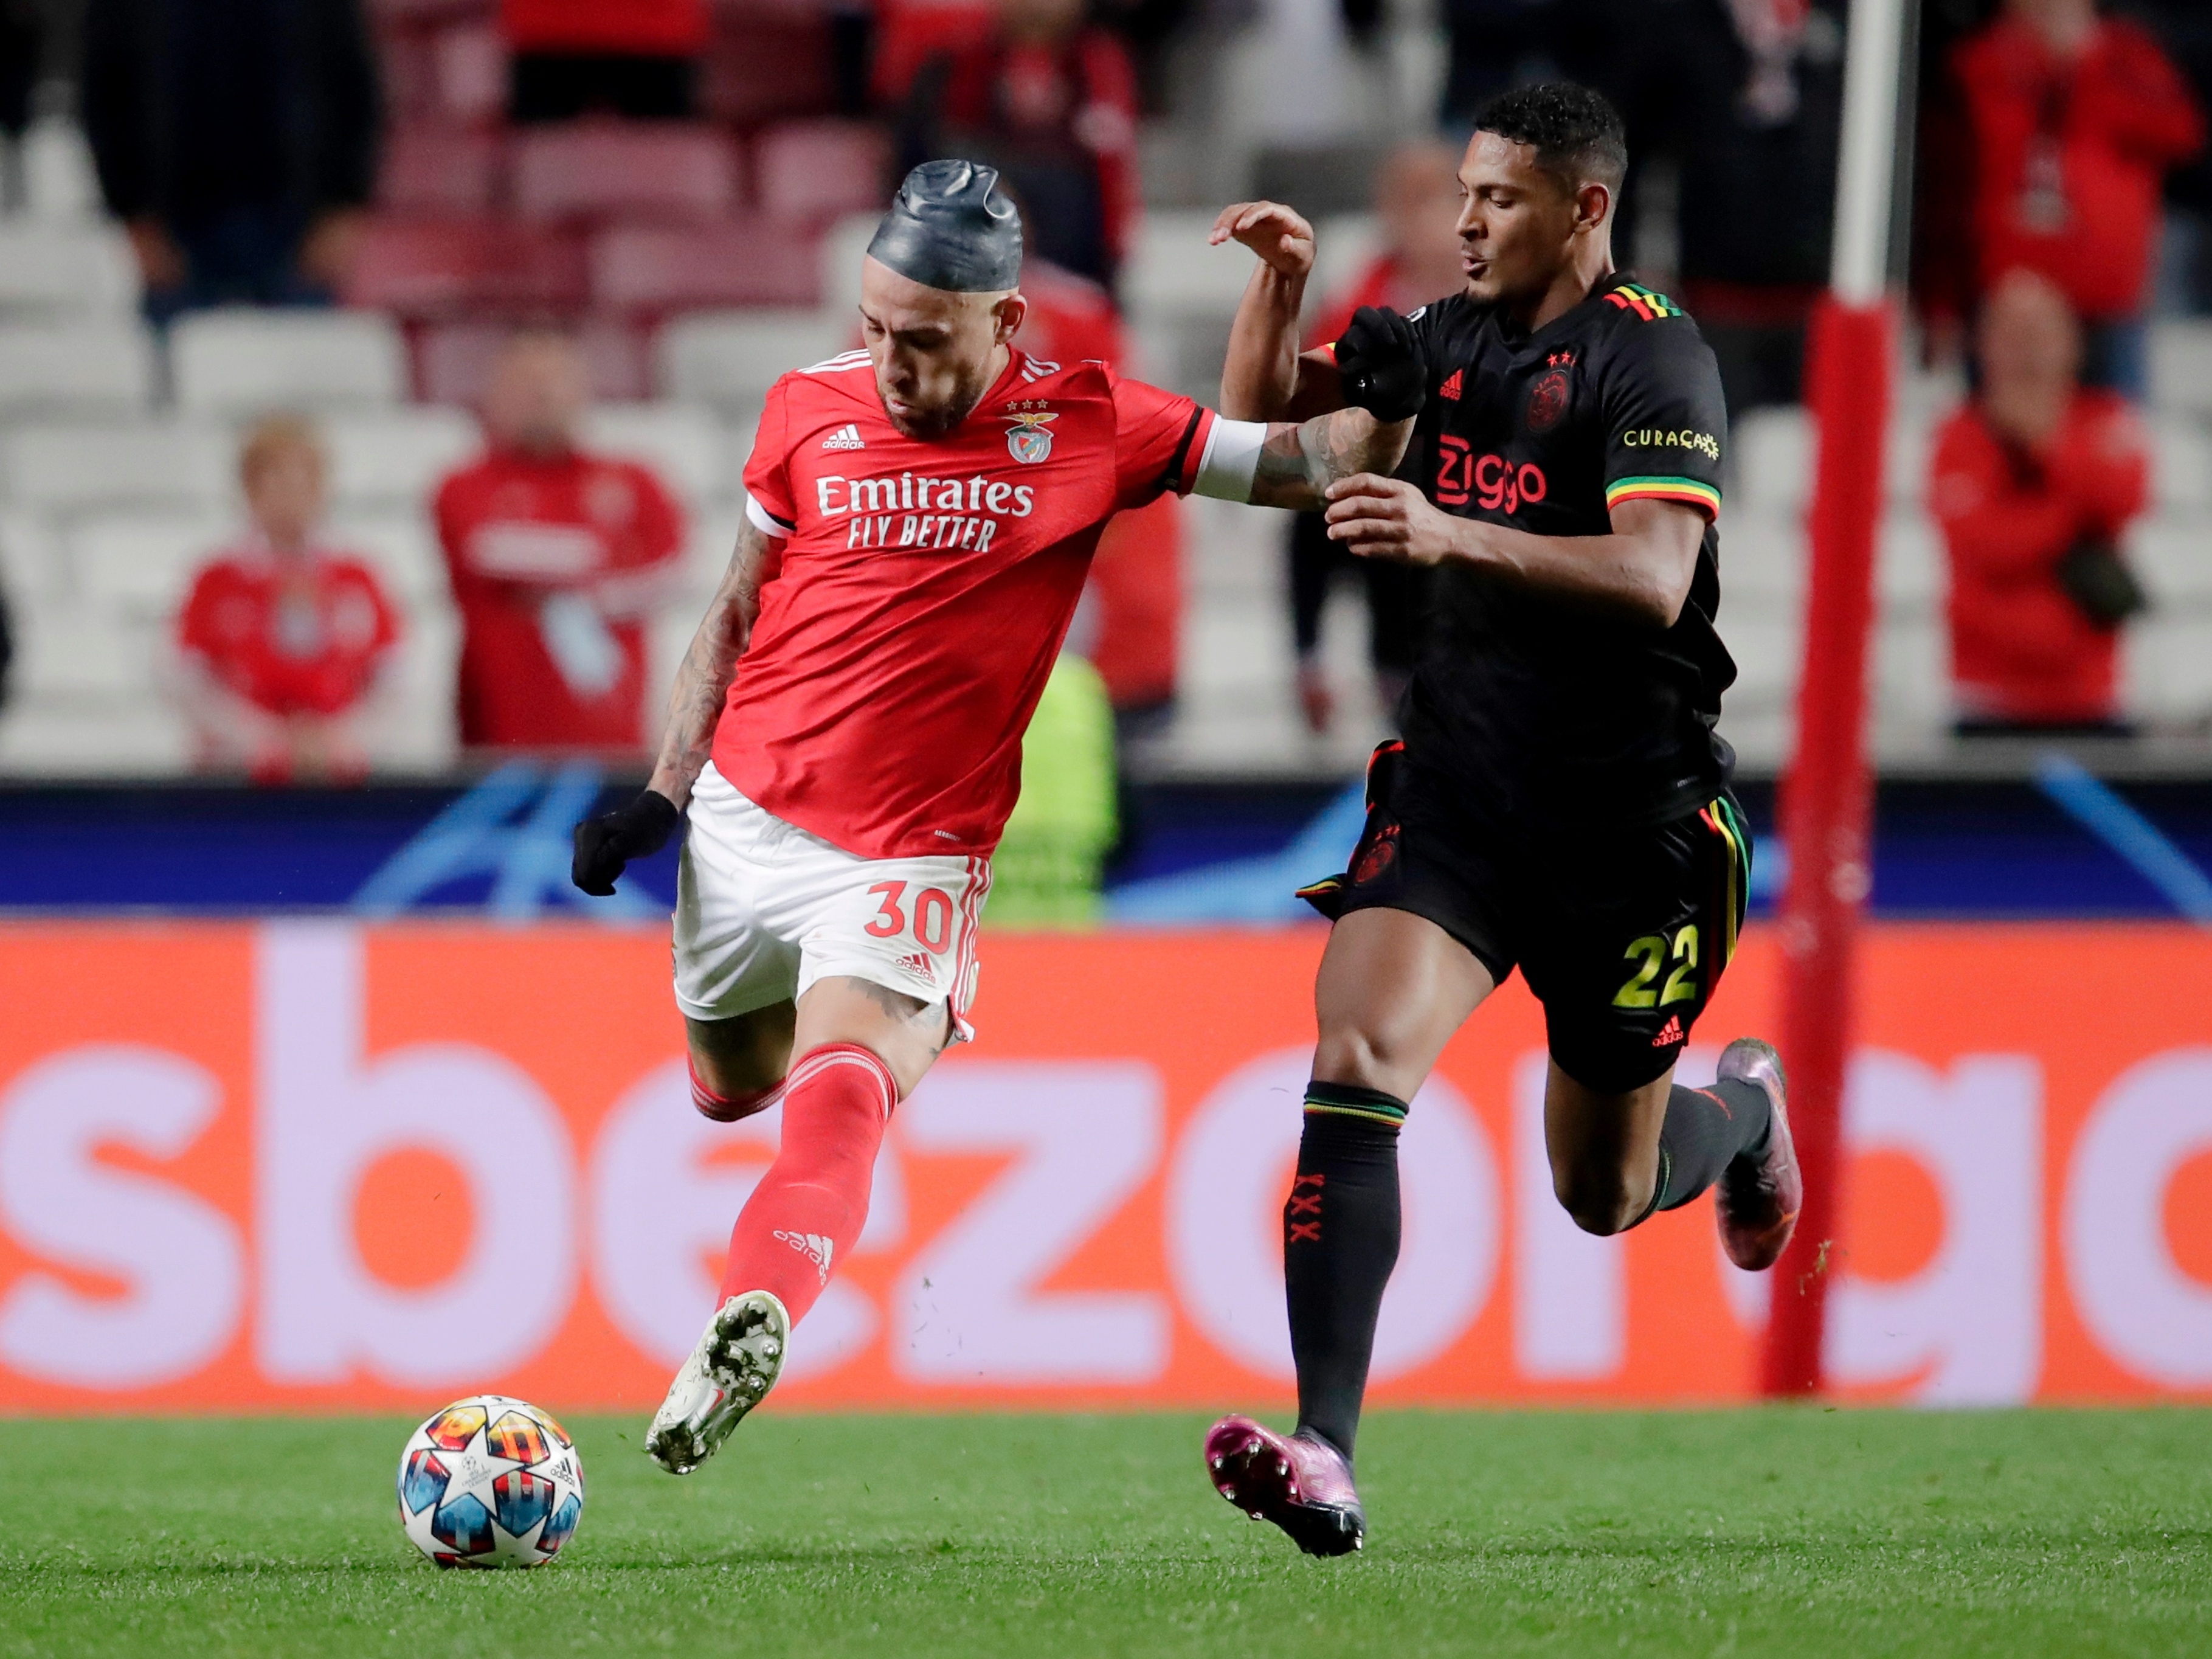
1298, 743, 1752, 1093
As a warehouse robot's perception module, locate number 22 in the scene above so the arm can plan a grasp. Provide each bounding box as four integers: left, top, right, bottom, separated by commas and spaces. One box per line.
1613, 925, 1699, 1010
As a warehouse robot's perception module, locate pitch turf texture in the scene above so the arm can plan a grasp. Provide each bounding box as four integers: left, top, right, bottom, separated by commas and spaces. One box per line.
0, 1410, 2205, 1657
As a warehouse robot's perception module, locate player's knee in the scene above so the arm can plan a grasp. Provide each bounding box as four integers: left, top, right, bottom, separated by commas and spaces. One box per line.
1553, 1163, 1648, 1237
1312, 1023, 1416, 1099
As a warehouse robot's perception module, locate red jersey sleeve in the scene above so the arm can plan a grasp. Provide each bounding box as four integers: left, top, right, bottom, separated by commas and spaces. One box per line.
742, 378, 799, 536
1108, 371, 1213, 511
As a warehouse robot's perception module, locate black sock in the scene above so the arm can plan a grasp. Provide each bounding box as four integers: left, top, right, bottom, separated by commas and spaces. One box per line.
1650, 1077, 1772, 1214
1285, 1082, 1406, 1463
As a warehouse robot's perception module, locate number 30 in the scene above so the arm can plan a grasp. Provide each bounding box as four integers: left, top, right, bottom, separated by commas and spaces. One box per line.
1613, 925, 1699, 1010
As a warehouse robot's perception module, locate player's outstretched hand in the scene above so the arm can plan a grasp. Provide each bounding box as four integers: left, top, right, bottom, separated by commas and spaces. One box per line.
1324, 475, 1463, 566
1208, 200, 1315, 279
572, 789, 681, 896
1334, 306, 1427, 422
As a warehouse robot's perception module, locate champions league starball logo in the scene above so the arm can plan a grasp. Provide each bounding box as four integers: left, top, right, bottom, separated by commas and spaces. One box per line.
1003, 407, 1057, 463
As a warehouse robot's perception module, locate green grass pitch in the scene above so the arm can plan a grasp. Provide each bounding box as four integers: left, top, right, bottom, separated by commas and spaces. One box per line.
0, 1408, 2205, 1657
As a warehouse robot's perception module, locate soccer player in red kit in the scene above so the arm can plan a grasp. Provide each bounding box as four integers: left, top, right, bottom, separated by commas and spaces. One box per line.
570, 158, 1422, 1477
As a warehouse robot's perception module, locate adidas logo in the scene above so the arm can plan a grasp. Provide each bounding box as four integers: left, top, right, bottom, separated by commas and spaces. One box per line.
1439, 369, 1464, 401
820, 423, 865, 451
773, 1230, 834, 1284
893, 950, 936, 982
1651, 1014, 1685, 1048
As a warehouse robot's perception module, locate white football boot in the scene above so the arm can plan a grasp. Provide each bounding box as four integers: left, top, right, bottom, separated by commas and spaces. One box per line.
645, 1289, 790, 1475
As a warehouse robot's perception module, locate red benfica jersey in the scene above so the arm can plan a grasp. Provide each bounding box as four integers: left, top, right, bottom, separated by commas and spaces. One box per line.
726, 348, 1214, 858
435, 447, 685, 750
177, 542, 399, 716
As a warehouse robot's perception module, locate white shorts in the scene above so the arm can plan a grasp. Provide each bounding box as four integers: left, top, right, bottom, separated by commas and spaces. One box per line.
672, 763, 991, 1041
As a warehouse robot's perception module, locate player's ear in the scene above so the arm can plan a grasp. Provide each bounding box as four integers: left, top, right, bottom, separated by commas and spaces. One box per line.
993, 291, 1028, 345
1574, 181, 1613, 236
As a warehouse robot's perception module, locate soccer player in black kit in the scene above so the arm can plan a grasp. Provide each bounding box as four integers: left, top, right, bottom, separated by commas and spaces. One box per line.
1198, 83, 1806, 1555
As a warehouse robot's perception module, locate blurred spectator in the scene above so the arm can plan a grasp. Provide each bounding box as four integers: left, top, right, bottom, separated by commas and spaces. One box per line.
988, 651, 1118, 924
1285, 140, 1457, 733
1440, 0, 1586, 127
1018, 258, 1182, 721
1930, 269, 2149, 736
434, 333, 686, 755
176, 416, 401, 783
1918, 0, 2204, 395
899, 0, 1141, 289
1619, 0, 1844, 417
82, 0, 382, 325
503, 0, 708, 122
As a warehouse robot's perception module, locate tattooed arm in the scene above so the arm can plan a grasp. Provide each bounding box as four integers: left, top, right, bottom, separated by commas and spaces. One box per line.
1242, 407, 1417, 512
646, 517, 781, 811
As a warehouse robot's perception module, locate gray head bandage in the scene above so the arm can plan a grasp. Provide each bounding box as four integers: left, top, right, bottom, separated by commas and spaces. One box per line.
865, 159, 1023, 293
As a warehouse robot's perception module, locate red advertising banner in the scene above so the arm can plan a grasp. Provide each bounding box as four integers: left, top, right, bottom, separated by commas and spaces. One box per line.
1, 921, 2210, 1413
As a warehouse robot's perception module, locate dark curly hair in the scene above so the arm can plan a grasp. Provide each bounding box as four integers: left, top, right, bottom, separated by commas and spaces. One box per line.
1473, 81, 1628, 198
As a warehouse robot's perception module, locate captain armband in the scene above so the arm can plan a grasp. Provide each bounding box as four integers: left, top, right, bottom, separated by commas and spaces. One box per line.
1191, 418, 1268, 503
745, 491, 795, 538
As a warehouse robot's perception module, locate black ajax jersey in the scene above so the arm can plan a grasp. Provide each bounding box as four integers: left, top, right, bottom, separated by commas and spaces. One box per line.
1394, 273, 1736, 831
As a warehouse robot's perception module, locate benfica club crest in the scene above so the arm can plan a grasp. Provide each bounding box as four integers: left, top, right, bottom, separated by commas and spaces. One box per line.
1003, 408, 1057, 463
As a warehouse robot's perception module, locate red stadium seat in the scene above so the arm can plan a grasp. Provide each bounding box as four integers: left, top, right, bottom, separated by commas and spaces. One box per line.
589, 220, 823, 313
344, 218, 589, 317
418, 318, 650, 406
702, 0, 837, 125
751, 120, 891, 223
432, 22, 508, 125
377, 126, 504, 216
511, 123, 744, 223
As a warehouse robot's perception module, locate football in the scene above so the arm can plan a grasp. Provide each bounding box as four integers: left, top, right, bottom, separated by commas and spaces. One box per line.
395, 1395, 585, 1568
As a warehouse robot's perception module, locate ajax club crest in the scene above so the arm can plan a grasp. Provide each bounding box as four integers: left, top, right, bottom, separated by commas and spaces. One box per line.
1003, 407, 1057, 464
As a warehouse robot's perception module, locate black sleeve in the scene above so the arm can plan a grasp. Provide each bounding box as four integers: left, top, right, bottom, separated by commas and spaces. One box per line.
79, 0, 154, 220
1597, 311, 1727, 522
313, 0, 383, 210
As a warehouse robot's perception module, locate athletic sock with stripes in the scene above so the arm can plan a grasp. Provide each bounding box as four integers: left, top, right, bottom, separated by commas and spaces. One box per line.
716, 1042, 897, 1324
1649, 1077, 1773, 1214
1284, 1081, 1408, 1463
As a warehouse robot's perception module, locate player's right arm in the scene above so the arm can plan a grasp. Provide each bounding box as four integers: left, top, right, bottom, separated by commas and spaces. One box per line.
1211, 200, 1345, 421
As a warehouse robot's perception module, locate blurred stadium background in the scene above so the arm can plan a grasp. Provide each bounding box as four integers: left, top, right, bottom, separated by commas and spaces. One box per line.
2, 0, 2212, 1429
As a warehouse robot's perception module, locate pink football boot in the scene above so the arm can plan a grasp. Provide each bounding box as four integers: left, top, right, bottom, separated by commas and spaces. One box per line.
1715, 1037, 1802, 1272
1203, 1415, 1365, 1556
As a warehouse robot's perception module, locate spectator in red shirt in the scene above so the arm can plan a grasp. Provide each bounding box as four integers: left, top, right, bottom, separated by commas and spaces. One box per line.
1918, 0, 2204, 394
899, 0, 1141, 290
177, 415, 401, 783
502, 0, 710, 121
1930, 268, 2151, 735
435, 332, 687, 755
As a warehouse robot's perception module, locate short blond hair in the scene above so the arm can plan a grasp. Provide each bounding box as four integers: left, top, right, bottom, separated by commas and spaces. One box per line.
238, 414, 326, 489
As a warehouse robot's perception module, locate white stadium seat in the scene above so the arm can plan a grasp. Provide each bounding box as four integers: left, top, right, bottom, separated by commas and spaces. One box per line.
2151, 321, 2212, 417
658, 310, 845, 410
9, 600, 156, 698
2148, 418, 2212, 515
1878, 510, 1946, 618
0, 223, 140, 316
2129, 518, 2212, 609
1718, 505, 1804, 612
326, 510, 452, 607
1307, 215, 1381, 307
1873, 613, 1949, 746
69, 510, 224, 614
0, 421, 230, 515
580, 403, 733, 509
373, 603, 460, 772
320, 407, 480, 510
0, 508, 65, 603
0, 693, 191, 777
2124, 613, 2212, 723
170, 308, 407, 416
1124, 211, 1260, 316
1729, 406, 1809, 518
0, 322, 156, 417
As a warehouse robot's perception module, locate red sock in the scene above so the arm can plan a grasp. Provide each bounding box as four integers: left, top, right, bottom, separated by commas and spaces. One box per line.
716, 1042, 897, 1325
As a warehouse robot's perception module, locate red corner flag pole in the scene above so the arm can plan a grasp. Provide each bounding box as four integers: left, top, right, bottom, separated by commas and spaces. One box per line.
1762, 0, 1910, 1397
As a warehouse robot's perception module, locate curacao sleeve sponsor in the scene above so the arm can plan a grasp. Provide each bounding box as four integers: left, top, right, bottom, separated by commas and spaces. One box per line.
1108, 372, 1216, 510
741, 377, 799, 538
1599, 305, 1727, 523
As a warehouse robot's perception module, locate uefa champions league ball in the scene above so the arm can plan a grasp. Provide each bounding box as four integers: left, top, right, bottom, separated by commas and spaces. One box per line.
396, 1395, 585, 1568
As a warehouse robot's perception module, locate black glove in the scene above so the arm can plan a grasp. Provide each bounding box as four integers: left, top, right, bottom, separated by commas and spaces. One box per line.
572, 789, 681, 896
1334, 305, 1428, 423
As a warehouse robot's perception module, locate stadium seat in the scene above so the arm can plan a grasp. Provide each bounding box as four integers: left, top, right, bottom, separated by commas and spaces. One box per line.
0, 421, 230, 516
1872, 614, 1950, 749
2123, 614, 2212, 724
1878, 511, 1945, 619
0, 223, 140, 316
432, 21, 506, 126
8, 600, 155, 699
1123, 210, 1259, 317
2128, 519, 2212, 609
702, 2, 836, 125
750, 120, 891, 222
415, 318, 648, 406
376, 125, 504, 216
579, 403, 734, 508
1713, 610, 1799, 712
2151, 320, 2212, 417
327, 508, 454, 605
0, 688, 192, 775
1727, 406, 1809, 518
322, 407, 480, 510
1718, 506, 1805, 613
657, 309, 845, 409
511, 123, 742, 223
69, 510, 227, 615
375, 601, 461, 771
589, 221, 824, 314
342, 218, 590, 317
0, 322, 156, 417
0, 508, 63, 603
171, 310, 408, 416
1306, 215, 1381, 307
2148, 417, 2212, 515
815, 212, 880, 319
